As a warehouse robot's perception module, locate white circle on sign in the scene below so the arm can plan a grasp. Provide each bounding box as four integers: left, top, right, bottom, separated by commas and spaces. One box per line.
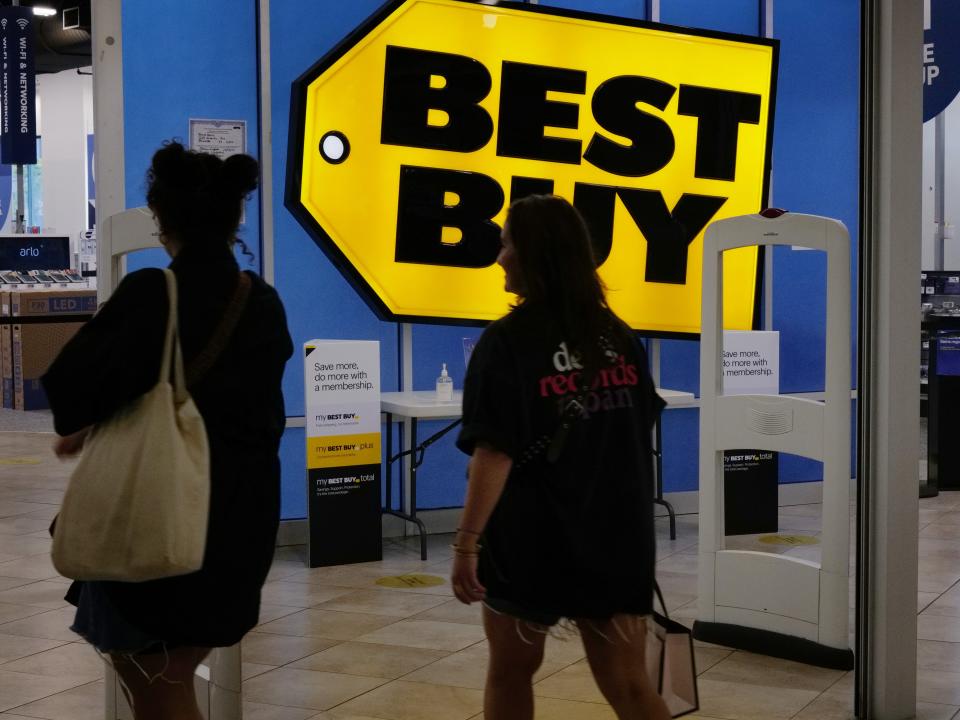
323, 135, 344, 159
320, 132, 350, 164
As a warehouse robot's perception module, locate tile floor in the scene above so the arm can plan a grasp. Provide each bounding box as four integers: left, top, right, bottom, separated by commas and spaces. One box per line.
0, 428, 955, 719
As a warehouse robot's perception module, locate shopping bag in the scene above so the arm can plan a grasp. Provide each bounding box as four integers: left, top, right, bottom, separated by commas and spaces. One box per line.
646, 581, 699, 718
51, 269, 210, 581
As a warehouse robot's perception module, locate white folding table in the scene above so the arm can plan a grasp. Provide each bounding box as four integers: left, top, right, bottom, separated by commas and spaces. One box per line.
381, 391, 463, 560
380, 387, 694, 559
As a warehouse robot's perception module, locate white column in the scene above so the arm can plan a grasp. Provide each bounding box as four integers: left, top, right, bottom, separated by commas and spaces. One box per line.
36, 71, 91, 240
860, 0, 922, 717
257, 0, 275, 286
91, 0, 125, 303
648, 0, 660, 22
762, 0, 774, 332
91, 4, 127, 713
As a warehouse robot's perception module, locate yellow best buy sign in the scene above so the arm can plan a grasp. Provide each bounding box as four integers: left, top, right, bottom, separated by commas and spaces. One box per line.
287, 0, 778, 335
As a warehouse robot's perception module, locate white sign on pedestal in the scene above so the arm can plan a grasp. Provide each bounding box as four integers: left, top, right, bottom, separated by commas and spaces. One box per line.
722, 330, 780, 396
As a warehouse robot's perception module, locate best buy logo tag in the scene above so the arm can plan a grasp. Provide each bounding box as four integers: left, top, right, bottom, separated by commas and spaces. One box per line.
288, 0, 777, 334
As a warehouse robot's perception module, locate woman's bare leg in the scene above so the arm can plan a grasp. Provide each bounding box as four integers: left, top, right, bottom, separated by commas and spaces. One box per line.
110, 645, 211, 720
483, 605, 547, 720
575, 615, 671, 720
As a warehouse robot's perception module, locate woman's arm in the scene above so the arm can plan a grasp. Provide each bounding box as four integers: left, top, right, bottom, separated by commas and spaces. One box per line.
451, 442, 512, 604
53, 427, 91, 458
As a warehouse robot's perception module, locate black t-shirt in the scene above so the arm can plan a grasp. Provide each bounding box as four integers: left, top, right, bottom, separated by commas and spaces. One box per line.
457, 301, 665, 619
43, 245, 293, 647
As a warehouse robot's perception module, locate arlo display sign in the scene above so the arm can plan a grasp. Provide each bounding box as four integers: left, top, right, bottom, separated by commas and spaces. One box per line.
287, 0, 778, 335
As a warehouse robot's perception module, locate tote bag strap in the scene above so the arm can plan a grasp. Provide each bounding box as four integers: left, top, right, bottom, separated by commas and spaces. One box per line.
159, 269, 188, 403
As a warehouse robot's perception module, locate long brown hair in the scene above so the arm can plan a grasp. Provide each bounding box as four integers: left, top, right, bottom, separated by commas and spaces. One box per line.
506, 195, 628, 372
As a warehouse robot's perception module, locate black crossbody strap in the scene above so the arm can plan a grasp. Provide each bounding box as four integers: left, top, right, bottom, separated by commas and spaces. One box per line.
544, 368, 596, 463
514, 328, 627, 469
514, 366, 595, 469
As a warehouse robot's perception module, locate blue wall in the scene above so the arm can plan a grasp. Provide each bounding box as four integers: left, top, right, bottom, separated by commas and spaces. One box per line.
121, 0, 262, 272
769, 0, 861, 482
121, 0, 861, 518
660, 0, 758, 34
772, 0, 861, 397
537, 0, 645, 19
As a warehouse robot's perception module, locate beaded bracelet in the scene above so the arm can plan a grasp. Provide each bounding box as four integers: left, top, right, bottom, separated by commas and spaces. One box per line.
450, 543, 482, 556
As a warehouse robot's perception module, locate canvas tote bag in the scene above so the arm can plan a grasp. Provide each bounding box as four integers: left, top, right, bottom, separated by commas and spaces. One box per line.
646, 581, 700, 718
51, 269, 210, 581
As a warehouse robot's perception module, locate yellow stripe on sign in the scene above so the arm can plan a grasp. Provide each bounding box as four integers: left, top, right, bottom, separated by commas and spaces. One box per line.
307, 433, 380, 469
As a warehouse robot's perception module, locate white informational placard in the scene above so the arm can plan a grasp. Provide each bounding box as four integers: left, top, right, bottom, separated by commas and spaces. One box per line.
188, 119, 247, 160
304, 339, 381, 567
722, 330, 780, 396
305, 340, 380, 443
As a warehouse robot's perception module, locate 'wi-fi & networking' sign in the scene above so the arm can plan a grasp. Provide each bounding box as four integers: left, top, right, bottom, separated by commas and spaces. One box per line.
0, 6, 36, 165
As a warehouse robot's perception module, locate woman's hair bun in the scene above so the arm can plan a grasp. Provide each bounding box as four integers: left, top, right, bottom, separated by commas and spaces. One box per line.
146, 139, 258, 251
150, 141, 189, 183
221, 153, 259, 196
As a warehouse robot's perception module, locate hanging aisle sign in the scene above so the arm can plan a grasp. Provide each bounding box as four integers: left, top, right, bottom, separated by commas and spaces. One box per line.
0, 6, 36, 165
924, 0, 960, 122
287, 0, 777, 336
304, 340, 382, 567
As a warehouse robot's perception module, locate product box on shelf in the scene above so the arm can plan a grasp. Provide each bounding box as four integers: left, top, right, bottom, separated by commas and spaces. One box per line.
9, 289, 95, 410
11, 290, 97, 317
12, 322, 85, 410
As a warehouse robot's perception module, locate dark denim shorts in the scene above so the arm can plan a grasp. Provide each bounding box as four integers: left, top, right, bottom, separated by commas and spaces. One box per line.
70, 581, 172, 655
484, 596, 562, 627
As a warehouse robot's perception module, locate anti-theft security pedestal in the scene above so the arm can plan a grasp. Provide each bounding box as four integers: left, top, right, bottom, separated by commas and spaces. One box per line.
694, 211, 853, 670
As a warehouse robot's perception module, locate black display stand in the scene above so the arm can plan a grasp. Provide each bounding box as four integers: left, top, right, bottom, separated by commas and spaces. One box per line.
307, 465, 383, 567
926, 316, 960, 493
724, 450, 778, 535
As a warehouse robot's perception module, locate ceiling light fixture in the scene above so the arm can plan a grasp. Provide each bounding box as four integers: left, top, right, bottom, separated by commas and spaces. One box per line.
32, 6, 57, 17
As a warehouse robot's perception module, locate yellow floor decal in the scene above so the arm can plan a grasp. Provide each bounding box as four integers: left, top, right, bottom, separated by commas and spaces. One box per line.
758, 534, 820, 546
376, 573, 445, 589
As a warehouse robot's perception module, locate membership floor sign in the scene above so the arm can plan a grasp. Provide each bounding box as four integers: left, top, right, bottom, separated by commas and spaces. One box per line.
304, 340, 381, 566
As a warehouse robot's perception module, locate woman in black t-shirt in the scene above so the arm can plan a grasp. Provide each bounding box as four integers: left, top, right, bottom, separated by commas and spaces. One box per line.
453, 195, 670, 720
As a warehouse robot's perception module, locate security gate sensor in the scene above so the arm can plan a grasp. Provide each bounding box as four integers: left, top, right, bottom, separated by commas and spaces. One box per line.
694, 211, 854, 670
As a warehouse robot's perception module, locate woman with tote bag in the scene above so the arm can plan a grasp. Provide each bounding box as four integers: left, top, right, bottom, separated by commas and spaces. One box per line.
42, 141, 293, 720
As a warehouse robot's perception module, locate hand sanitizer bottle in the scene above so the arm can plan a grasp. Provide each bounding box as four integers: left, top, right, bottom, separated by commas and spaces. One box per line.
436, 363, 453, 401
